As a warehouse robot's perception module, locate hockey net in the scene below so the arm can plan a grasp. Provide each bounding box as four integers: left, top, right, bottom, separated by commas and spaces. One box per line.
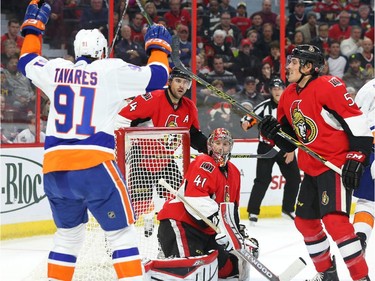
28, 127, 190, 280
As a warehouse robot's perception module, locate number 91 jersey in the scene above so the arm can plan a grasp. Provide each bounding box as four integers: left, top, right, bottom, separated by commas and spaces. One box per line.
21, 55, 168, 173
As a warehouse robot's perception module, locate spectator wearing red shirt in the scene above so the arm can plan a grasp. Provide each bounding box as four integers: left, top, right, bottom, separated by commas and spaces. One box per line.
253, 0, 278, 26
364, 27, 374, 43
1, 19, 23, 54
163, 0, 191, 30
328, 10, 352, 43
129, 12, 146, 44
344, 0, 361, 12
262, 41, 280, 76
231, 2, 251, 37
313, 0, 342, 24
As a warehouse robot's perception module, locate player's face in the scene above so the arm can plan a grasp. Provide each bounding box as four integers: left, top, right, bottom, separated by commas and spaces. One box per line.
270, 86, 283, 103
212, 139, 231, 155
286, 57, 302, 83
169, 77, 191, 101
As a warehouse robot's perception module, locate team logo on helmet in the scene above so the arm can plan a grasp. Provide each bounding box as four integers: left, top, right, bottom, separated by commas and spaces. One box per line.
290, 101, 317, 144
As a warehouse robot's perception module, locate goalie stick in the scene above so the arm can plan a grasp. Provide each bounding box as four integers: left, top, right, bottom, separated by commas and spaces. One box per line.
158, 178, 306, 281
191, 150, 279, 159
137, 150, 279, 160
170, 36, 341, 175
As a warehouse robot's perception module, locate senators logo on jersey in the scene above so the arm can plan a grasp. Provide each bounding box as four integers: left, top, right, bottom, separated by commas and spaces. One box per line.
291, 100, 317, 144
165, 114, 179, 127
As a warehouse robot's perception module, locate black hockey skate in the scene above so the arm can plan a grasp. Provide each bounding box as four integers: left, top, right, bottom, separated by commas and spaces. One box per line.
306, 256, 339, 281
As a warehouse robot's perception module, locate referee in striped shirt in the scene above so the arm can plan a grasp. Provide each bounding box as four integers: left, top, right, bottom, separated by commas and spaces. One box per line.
240, 77, 301, 224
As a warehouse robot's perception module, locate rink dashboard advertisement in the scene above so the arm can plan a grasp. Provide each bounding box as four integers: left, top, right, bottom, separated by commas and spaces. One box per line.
1, 142, 298, 239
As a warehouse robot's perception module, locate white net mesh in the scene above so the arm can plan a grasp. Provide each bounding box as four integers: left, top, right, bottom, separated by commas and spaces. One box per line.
28, 128, 189, 280
124, 129, 188, 259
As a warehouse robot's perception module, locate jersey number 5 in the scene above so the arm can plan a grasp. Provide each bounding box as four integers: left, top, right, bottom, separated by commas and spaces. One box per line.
54, 85, 95, 135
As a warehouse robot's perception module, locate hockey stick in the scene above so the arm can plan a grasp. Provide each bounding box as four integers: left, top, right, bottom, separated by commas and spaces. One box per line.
158, 178, 306, 281
138, 149, 279, 160
135, 0, 153, 26
170, 36, 342, 175
191, 150, 279, 159
158, 178, 221, 234
107, 0, 129, 57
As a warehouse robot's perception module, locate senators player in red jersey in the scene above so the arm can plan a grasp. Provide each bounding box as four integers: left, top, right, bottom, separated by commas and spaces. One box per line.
157, 128, 258, 280
117, 67, 207, 152
258, 45, 372, 281
116, 68, 208, 236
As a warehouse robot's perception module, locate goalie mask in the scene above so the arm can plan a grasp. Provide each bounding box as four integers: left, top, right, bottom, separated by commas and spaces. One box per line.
207, 128, 233, 167
74, 29, 108, 59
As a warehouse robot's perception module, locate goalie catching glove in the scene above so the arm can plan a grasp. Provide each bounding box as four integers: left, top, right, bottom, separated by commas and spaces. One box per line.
240, 114, 257, 131
144, 24, 172, 55
21, 0, 51, 36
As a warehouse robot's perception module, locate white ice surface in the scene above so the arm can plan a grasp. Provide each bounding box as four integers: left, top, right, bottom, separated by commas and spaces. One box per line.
1, 217, 374, 280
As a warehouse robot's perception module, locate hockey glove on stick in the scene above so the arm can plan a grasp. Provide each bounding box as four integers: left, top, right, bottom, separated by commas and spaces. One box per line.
239, 224, 259, 258
342, 151, 366, 190
258, 115, 281, 140
21, 0, 51, 36
144, 24, 172, 55
240, 114, 257, 131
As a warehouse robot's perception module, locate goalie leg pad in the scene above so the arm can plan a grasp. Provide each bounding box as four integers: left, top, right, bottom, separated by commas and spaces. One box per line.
218, 202, 245, 251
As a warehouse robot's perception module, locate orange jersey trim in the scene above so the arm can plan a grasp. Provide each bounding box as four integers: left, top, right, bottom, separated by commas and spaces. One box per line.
147, 50, 169, 70
20, 34, 42, 56
104, 161, 135, 225
354, 212, 375, 227
43, 149, 114, 173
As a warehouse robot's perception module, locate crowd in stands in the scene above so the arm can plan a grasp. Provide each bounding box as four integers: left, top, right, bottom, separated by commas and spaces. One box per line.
1, 0, 374, 143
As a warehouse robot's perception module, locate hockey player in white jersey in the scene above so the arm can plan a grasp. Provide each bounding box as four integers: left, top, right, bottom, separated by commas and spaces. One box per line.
352, 78, 375, 252
17, 0, 171, 280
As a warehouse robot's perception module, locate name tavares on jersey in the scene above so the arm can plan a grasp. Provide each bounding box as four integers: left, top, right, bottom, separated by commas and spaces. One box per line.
54, 68, 98, 85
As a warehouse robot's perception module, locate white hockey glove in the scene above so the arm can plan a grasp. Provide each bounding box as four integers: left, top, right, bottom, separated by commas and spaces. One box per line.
239, 224, 259, 258
215, 233, 233, 252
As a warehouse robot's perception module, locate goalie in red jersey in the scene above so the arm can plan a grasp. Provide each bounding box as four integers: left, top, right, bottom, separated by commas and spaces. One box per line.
116, 68, 208, 236
258, 45, 373, 281
157, 128, 259, 280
